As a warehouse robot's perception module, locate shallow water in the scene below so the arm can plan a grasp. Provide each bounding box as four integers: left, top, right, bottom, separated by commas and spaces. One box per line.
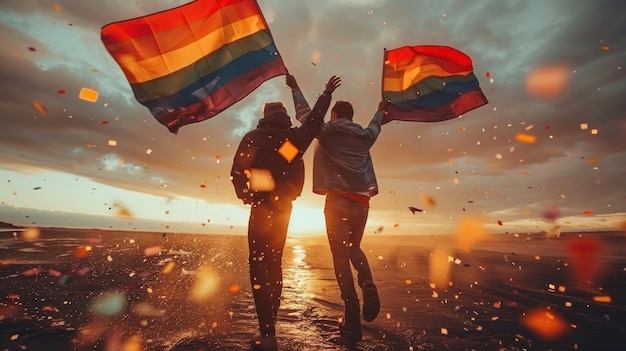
1, 229, 625, 350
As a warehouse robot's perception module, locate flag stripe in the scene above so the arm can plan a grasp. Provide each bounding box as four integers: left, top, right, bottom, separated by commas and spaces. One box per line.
105, 15, 266, 84
384, 45, 472, 71
101, 0, 247, 44
392, 78, 482, 111
384, 72, 481, 106
383, 66, 474, 93
131, 31, 274, 102
383, 90, 488, 124
102, 1, 260, 60
141, 42, 284, 117
154, 59, 287, 132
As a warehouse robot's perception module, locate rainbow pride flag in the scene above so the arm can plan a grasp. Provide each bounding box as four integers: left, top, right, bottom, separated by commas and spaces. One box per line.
382, 45, 488, 124
101, 0, 287, 133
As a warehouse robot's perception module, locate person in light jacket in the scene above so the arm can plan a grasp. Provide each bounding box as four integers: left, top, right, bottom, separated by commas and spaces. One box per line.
287, 76, 388, 341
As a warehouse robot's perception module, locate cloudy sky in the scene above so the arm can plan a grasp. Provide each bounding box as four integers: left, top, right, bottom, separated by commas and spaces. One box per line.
1, 0, 625, 236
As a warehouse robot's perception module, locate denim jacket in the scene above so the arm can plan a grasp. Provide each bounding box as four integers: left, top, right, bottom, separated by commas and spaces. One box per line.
292, 89, 382, 197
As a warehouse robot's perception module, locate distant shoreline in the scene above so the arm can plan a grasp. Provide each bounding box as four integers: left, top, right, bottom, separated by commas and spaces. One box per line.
1, 220, 623, 241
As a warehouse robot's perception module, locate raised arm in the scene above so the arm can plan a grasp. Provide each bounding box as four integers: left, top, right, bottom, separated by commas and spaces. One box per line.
291, 75, 342, 148
364, 98, 389, 143
286, 74, 312, 123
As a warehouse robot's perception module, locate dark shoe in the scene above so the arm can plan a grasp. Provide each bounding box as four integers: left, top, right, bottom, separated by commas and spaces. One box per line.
362, 280, 380, 322
339, 319, 362, 341
251, 333, 277, 351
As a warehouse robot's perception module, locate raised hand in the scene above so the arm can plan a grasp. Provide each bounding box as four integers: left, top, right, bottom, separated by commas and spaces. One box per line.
378, 97, 389, 112
286, 74, 299, 90
325, 75, 342, 94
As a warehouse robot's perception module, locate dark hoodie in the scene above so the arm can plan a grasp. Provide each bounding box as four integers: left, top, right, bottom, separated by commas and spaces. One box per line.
231, 90, 332, 204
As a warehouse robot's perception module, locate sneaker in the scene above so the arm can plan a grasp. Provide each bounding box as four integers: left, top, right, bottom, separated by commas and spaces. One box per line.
362, 280, 380, 322
251, 333, 277, 351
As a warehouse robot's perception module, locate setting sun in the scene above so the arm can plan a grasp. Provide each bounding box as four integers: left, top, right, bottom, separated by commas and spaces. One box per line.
288, 205, 326, 236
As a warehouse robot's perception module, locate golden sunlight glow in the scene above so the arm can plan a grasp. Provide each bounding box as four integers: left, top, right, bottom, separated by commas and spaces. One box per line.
288, 206, 326, 236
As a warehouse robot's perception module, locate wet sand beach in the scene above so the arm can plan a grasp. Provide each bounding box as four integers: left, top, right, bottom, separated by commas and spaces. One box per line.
1, 226, 625, 350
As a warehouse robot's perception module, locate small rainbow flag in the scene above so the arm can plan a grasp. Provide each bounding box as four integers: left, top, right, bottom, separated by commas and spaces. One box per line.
101, 0, 287, 133
382, 45, 487, 124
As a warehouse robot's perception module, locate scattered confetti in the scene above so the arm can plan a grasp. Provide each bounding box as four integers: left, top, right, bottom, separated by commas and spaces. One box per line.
277, 140, 299, 162
21, 227, 41, 242
91, 292, 126, 316
593, 295, 612, 303
515, 132, 537, 144
521, 308, 569, 341
191, 267, 220, 301
420, 193, 436, 207
79, 87, 99, 102
246, 168, 275, 192
429, 248, 451, 288
525, 63, 571, 99
32, 100, 48, 114
144, 245, 162, 257
228, 284, 241, 295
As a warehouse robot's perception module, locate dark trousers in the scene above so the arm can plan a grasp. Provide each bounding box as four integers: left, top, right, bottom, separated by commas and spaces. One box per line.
247, 199, 292, 337
324, 194, 373, 308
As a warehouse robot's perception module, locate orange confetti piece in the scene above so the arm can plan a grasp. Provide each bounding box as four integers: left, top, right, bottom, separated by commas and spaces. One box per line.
278, 140, 299, 162
112, 203, 133, 217
567, 238, 606, 284
57, 89, 66, 95
228, 284, 241, 295
161, 261, 176, 274
429, 248, 450, 289
32, 100, 48, 114
586, 158, 601, 164
79, 87, 99, 102
200, 184, 206, 188
143, 245, 162, 257
53, 4, 61, 12
515, 132, 537, 144
246, 169, 275, 192
593, 295, 612, 303
21, 227, 41, 242
420, 193, 436, 207
521, 308, 569, 341
525, 63, 570, 99
583, 210, 593, 215
485, 71, 491, 78
601, 46, 610, 51
456, 216, 488, 252
75, 246, 91, 258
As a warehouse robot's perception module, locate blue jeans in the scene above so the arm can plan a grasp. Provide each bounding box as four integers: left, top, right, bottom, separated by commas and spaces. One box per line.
247, 199, 292, 337
324, 194, 373, 306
